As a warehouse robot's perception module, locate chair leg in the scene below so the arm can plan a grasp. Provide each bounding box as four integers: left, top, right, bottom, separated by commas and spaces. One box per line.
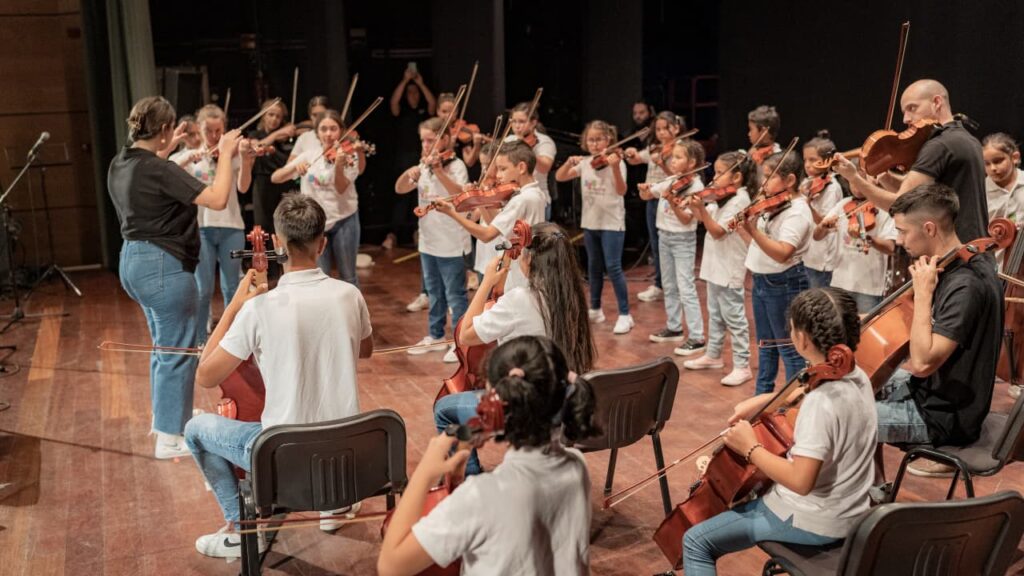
893, 447, 975, 502
604, 448, 618, 497
239, 480, 261, 576
652, 431, 672, 516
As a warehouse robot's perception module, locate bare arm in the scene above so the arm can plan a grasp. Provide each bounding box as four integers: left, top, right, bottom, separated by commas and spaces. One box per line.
193, 131, 243, 210
555, 157, 582, 182
905, 255, 959, 377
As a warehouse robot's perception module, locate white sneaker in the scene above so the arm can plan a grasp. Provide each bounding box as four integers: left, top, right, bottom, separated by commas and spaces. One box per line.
613, 315, 635, 335
443, 344, 459, 363
1010, 384, 1022, 399
320, 502, 361, 532
637, 285, 663, 302
407, 336, 448, 355
720, 367, 753, 387
588, 308, 606, 324
406, 293, 429, 312
683, 355, 725, 370
195, 525, 265, 558
155, 432, 191, 460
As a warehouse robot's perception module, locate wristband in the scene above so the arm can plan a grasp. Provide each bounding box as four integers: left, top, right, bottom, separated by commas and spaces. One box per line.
745, 443, 764, 463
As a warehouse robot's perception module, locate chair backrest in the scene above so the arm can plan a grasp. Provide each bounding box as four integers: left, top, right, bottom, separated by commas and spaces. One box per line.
572, 357, 678, 452
248, 409, 407, 514
992, 388, 1024, 465
836, 490, 1024, 575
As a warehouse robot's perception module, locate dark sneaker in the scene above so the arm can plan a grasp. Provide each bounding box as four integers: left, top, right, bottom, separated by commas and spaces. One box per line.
649, 328, 685, 343
673, 339, 706, 357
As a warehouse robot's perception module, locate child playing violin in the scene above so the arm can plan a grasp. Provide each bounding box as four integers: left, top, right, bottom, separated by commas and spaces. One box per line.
172, 104, 254, 340
469, 142, 500, 282
638, 138, 707, 354
801, 133, 845, 288
555, 120, 632, 334
434, 222, 596, 476
747, 105, 782, 165
289, 95, 329, 159
164, 114, 201, 162
625, 111, 686, 303
814, 188, 897, 313
741, 151, 813, 394
432, 141, 547, 291
378, 335, 600, 576
271, 108, 365, 286
683, 151, 755, 386
395, 116, 471, 363
683, 288, 877, 575
983, 132, 1024, 222
437, 92, 484, 169
248, 99, 296, 233
509, 100, 557, 212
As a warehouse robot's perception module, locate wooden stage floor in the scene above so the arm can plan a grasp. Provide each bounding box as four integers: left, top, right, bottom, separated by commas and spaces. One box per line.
1, 248, 1022, 575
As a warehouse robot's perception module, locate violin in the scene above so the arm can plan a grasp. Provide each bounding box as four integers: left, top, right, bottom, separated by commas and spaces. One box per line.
815, 119, 937, 177
590, 127, 651, 170
413, 182, 520, 218
696, 185, 738, 204
749, 145, 774, 166
666, 163, 713, 205
450, 119, 481, 144
804, 174, 831, 200
381, 387, 506, 576
841, 198, 879, 253
522, 131, 538, 148
436, 220, 532, 404
726, 191, 792, 230
856, 218, 1015, 390
651, 345, 856, 568
324, 137, 377, 165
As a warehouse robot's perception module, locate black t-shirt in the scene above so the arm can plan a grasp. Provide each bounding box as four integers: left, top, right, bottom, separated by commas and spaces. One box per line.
107, 146, 206, 271
909, 255, 1003, 445
911, 121, 988, 241
248, 128, 290, 176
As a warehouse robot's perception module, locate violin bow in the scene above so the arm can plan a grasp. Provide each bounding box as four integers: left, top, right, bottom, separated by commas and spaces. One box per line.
424, 84, 467, 163
476, 88, 542, 186
290, 67, 299, 127
752, 136, 799, 200
310, 96, 384, 164
98, 341, 202, 357
459, 61, 479, 123
340, 73, 359, 124
602, 126, 652, 156
236, 97, 283, 133
885, 22, 912, 131
223, 88, 232, 117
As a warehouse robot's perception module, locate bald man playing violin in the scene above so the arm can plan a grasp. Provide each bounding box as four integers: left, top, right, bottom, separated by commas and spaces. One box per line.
832, 79, 989, 243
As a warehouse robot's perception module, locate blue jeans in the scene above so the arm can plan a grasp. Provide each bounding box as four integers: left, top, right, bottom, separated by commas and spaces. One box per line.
434, 391, 483, 476
646, 199, 662, 288
876, 369, 931, 444
752, 264, 808, 394
184, 413, 262, 522
851, 291, 883, 315
660, 231, 703, 339
706, 281, 750, 367
583, 229, 630, 315
319, 213, 360, 286
421, 253, 468, 339
118, 241, 199, 435
683, 498, 839, 576
196, 227, 245, 341
805, 267, 833, 289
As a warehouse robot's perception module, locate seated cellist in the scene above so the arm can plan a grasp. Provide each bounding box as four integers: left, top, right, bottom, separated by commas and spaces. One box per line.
683, 288, 876, 575
876, 184, 1003, 477
185, 195, 374, 559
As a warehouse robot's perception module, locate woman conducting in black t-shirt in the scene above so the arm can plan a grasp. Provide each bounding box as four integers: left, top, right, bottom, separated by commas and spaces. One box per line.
107, 96, 241, 460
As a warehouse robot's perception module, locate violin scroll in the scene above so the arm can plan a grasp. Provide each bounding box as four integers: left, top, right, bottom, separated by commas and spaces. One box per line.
800, 344, 855, 391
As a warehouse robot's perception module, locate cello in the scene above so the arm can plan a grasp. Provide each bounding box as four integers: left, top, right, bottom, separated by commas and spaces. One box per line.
998, 220, 1024, 389
435, 220, 532, 404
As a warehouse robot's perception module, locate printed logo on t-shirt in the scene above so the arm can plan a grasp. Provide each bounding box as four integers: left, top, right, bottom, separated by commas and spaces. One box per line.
582, 176, 607, 196
190, 161, 215, 185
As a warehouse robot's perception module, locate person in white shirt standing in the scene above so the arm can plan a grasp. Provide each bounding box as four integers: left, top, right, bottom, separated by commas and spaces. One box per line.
172, 104, 254, 341
684, 151, 756, 386
508, 100, 557, 215
288, 95, 329, 160
683, 288, 876, 575
395, 117, 471, 363
556, 120, 633, 334
379, 335, 600, 576
272, 108, 366, 286
186, 194, 373, 558
800, 134, 844, 288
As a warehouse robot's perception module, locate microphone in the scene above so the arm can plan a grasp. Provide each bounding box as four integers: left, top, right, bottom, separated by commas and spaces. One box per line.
27, 131, 49, 158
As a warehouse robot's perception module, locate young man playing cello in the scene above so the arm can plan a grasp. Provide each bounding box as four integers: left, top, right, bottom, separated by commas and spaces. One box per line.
185, 195, 374, 559
875, 184, 1003, 477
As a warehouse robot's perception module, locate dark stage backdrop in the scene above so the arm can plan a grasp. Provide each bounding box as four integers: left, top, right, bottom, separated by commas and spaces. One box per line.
717, 0, 1024, 154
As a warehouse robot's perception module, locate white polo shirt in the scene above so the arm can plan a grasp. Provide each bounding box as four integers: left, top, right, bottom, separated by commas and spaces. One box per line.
802, 177, 843, 272
417, 159, 471, 258
744, 196, 813, 275
472, 286, 546, 345
986, 168, 1024, 222
826, 202, 898, 297
650, 176, 703, 233
219, 268, 372, 428
700, 187, 752, 289
491, 182, 548, 290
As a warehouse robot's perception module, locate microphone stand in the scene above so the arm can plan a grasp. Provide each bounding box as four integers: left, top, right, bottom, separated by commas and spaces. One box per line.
0, 147, 68, 334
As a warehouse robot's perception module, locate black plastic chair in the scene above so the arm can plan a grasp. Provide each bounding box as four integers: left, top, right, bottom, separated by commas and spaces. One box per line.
572, 357, 678, 515
890, 387, 1024, 500
759, 490, 1024, 574
237, 409, 408, 575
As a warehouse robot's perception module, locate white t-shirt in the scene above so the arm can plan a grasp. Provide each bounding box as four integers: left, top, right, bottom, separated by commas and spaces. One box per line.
699, 187, 752, 289
573, 159, 627, 231
296, 149, 360, 229
826, 202, 898, 297
651, 176, 703, 233
412, 444, 592, 576
638, 146, 670, 183
491, 182, 548, 290
744, 196, 813, 274
290, 130, 319, 160
802, 177, 843, 272
472, 286, 546, 345
986, 168, 1024, 222
474, 237, 500, 275
174, 148, 244, 229
762, 366, 877, 538
219, 268, 372, 428
417, 159, 471, 258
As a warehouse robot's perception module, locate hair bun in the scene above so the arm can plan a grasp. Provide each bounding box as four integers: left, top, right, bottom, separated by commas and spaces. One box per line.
815, 129, 831, 140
